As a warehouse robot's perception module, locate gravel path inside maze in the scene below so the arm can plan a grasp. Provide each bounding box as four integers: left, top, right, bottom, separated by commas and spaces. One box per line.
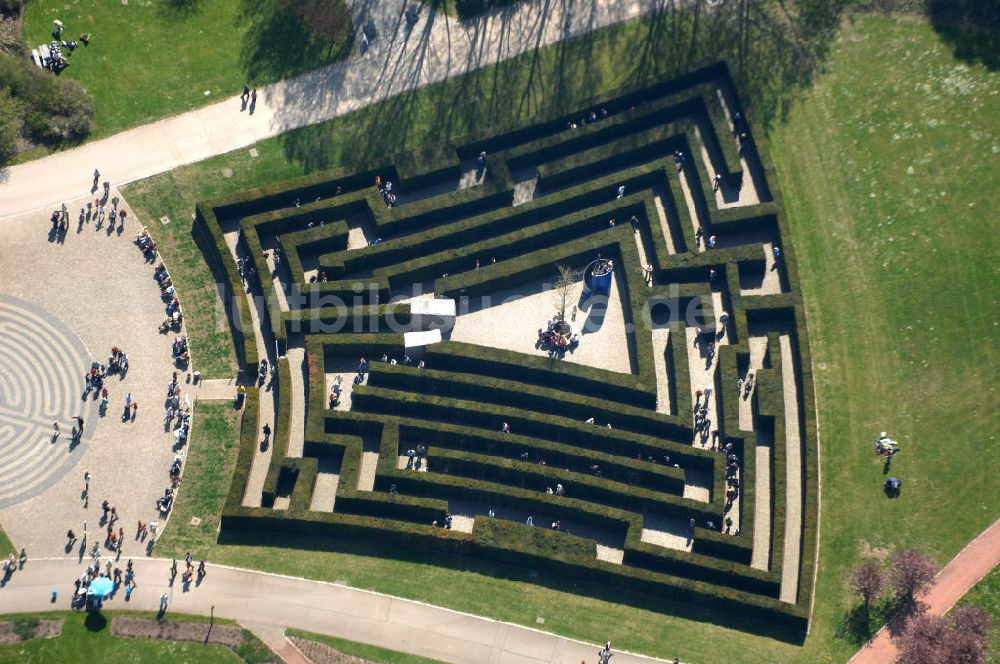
0, 193, 186, 556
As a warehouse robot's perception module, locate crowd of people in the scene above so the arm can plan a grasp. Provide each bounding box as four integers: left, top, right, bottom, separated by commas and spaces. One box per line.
165, 371, 192, 450
41, 38, 73, 71
135, 227, 158, 261
374, 176, 398, 207
566, 107, 609, 130
737, 371, 755, 400
70, 347, 131, 432
1, 550, 28, 586
236, 256, 257, 285
71, 557, 137, 609
41, 19, 87, 72
693, 386, 714, 446
404, 445, 428, 470
49, 177, 127, 241
537, 317, 580, 355
875, 432, 902, 487
155, 263, 184, 334
173, 552, 207, 587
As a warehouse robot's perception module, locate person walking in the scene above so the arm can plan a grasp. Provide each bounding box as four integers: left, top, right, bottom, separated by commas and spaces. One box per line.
159, 592, 169, 613
249, 88, 257, 115
52, 421, 60, 439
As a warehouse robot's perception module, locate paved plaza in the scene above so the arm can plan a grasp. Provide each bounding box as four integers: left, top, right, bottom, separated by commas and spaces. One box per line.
0, 195, 190, 557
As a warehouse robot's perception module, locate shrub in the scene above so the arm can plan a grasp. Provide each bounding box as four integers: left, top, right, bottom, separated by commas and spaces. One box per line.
0, 88, 22, 160
0, 16, 24, 56
0, 53, 94, 151
28, 78, 94, 142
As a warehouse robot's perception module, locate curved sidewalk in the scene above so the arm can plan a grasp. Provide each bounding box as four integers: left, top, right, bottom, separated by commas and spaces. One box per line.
0, 556, 674, 664
0, 0, 659, 220
848, 517, 1000, 664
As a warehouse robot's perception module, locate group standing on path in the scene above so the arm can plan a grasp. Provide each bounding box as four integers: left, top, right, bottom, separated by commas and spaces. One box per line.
1, 549, 28, 585
56, 471, 212, 609
240, 84, 258, 115
48, 169, 127, 243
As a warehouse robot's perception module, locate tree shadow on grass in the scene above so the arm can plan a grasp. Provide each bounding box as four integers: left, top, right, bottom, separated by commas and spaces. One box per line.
837, 595, 918, 648
836, 603, 874, 647
926, 0, 999, 70
157, 0, 204, 18
622, 0, 846, 131
277, 0, 850, 176
238, 0, 335, 84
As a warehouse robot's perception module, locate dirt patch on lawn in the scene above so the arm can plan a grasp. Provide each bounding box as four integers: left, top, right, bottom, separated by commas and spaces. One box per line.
111, 616, 251, 653
289, 636, 380, 664
0, 618, 63, 644
858, 540, 891, 561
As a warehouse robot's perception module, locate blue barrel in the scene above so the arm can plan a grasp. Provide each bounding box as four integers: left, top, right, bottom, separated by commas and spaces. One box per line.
584, 260, 613, 298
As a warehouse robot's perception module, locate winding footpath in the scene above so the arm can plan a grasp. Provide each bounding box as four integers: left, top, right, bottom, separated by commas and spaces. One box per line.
848, 517, 1000, 664
0, 0, 662, 220
0, 556, 677, 664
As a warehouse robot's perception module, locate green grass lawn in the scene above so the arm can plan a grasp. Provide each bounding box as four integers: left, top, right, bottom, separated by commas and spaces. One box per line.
125, 9, 999, 664
287, 628, 447, 664
958, 567, 1000, 664
148, 214, 240, 378
0, 612, 242, 664
20, 0, 344, 142
156, 400, 242, 555
771, 12, 999, 662
0, 525, 14, 558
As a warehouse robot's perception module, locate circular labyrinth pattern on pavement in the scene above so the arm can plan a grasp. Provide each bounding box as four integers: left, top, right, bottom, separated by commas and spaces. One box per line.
0, 294, 98, 509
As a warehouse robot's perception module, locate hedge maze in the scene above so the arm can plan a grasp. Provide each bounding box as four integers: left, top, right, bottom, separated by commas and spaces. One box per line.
193, 62, 819, 637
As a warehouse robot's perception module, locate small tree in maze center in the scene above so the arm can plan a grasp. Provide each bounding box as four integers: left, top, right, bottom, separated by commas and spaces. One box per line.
552, 263, 581, 337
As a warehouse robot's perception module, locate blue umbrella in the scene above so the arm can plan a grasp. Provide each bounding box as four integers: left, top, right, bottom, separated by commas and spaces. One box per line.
88, 576, 114, 599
